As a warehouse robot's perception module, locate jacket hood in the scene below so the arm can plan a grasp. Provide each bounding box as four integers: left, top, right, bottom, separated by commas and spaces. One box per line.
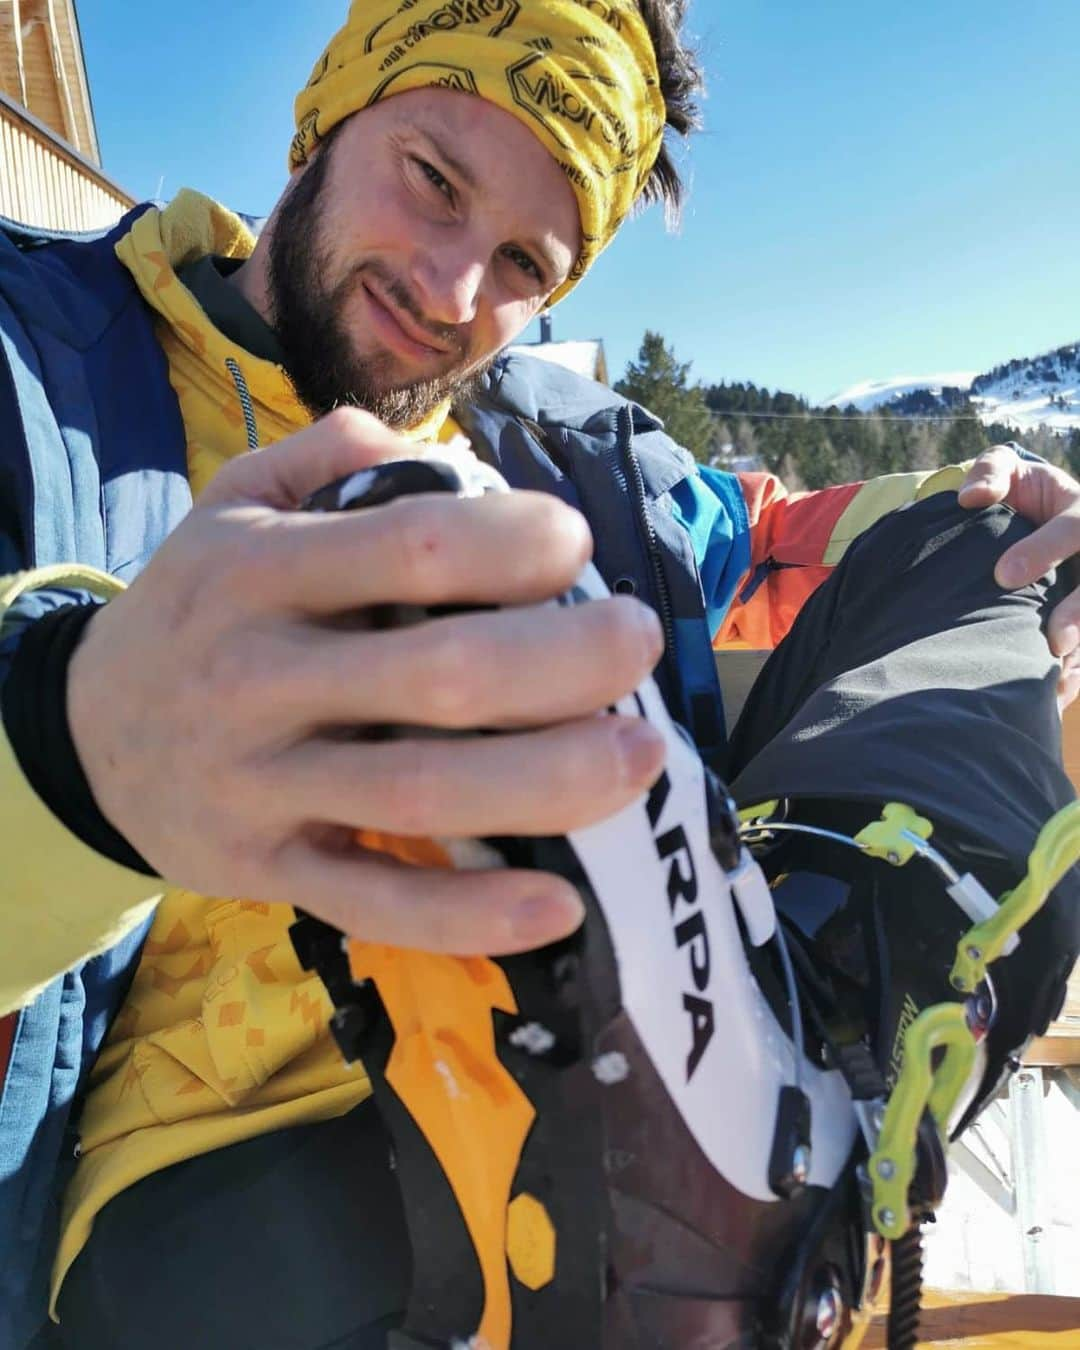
475, 352, 695, 502
481, 351, 665, 438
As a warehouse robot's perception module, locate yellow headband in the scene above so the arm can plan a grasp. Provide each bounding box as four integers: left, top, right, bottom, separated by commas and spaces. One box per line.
291, 0, 666, 303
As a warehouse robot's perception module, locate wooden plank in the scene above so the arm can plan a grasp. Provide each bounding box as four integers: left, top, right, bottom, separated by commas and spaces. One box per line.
57, 149, 74, 226
53, 0, 93, 159
5, 118, 23, 220
0, 43, 21, 109
863, 1289, 1080, 1347
30, 135, 47, 226
1043, 962, 1080, 1056
43, 137, 61, 227
0, 1, 22, 104
0, 0, 95, 159
44, 0, 77, 148
0, 121, 12, 217
0, 95, 131, 228
0, 117, 13, 217
1046, 712, 1080, 1049
9, 0, 26, 107
33, 137, 50, 227
26, 131, 40, 224
64, 157, 82, 228
14, 123, 30, 222
23, 20, 65, 137
1022, 1037, 1080, 1069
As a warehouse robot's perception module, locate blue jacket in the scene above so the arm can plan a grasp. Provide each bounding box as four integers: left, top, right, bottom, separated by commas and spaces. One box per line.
0, 206, 752, 1345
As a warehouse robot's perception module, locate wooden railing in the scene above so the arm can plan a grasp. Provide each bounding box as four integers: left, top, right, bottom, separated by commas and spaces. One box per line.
0, 86, 131, 232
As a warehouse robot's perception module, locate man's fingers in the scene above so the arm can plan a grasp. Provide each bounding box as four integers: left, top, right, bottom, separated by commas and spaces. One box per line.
1048, 595, 1080, 659
995, 511, 1080, 590
200, 408, 411, 510
994, 508, 1080, 655
283, 597, 663, 730
229, 489, 594, 614
276, 841, 585, 955
278, 716, 666, 839
957, 445, 1020, 507
1058, 653, 1080, 713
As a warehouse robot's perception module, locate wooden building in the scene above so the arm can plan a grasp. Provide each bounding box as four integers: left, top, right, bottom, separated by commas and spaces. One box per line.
0, 0, 131, 231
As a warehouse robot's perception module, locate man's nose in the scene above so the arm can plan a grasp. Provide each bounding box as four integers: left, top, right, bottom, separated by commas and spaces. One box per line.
411, 247, 486, 327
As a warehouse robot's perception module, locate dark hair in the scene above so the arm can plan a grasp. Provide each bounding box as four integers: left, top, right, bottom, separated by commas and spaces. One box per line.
636, 0, 704, 226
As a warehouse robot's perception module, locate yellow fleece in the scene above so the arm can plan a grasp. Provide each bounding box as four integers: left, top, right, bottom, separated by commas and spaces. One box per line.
115, 190, 310, 492
0, 567, 164, 1016
52, 190, 459, 1316
115, 188, 453, 492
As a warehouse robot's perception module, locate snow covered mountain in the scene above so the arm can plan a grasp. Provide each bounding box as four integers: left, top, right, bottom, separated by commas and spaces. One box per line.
829, 340, 1080, 434
828, 372, 979, 413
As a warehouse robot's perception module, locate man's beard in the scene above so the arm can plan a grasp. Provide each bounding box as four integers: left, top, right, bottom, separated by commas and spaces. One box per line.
267, 133, 490, 427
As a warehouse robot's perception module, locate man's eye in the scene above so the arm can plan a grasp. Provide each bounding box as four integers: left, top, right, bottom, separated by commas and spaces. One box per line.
415, 158, 453, 201
501, 245, 542, 283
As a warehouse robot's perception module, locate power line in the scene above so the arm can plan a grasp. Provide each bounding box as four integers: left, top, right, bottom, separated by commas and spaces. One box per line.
707, 408, 998, 424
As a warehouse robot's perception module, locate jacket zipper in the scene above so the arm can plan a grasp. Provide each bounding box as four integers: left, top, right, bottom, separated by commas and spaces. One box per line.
738, 555, 804, 606
615, 404, 679, 687
225, 358, 260, 451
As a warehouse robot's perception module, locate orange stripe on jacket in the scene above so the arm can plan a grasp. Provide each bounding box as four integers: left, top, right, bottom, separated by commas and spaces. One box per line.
715, 473, 862, 650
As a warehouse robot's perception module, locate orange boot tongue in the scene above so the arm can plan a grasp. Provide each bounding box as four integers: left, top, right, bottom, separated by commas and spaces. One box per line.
352, 830, 455, 869
342, 830, 531, 1350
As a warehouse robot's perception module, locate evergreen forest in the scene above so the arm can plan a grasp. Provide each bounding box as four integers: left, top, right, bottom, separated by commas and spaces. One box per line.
614, 332, 1080, 490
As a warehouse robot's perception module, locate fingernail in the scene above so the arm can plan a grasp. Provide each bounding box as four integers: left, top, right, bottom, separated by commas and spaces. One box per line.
634, 601, 664, 660
513, 891, 585, 945
996, 556, 1024, 588
618, 720, 665, 785
1054, 625, 1079, 658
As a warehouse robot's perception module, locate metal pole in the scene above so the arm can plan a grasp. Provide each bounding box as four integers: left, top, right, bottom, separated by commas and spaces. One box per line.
949, 1137, 1016, 1217
1008, 1067, 1056, 1294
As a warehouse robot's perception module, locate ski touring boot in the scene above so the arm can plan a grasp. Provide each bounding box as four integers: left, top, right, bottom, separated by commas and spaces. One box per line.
291, 455, 1080, 1350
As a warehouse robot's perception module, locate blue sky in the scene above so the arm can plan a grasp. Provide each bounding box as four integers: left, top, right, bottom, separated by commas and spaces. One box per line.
82, 1, 1080, 404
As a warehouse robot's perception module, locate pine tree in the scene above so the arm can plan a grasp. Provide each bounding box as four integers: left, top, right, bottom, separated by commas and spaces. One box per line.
941, 410, 989, 463
909, 420, 943, 471
1066, 428, 1080, 479
615, 332, 716, 462
789, 418, 841, 489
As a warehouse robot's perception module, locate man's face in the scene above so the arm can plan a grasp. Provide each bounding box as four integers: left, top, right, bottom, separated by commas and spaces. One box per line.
267, 88, 583, 426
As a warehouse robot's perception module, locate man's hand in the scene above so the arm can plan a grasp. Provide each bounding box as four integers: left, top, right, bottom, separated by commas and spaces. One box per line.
67, 409, 667, 956
959, 444, 1080, 707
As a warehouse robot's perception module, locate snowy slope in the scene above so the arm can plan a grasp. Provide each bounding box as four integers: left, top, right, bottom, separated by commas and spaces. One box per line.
829, 372, 977, 412
830, 341, 1080, 433
969, 342, 1080, 433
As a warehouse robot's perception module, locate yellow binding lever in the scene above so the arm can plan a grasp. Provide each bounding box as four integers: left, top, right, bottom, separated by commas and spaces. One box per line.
870, 799, 1080, 1240
868, 1003, 977, 1240
737, 799, 780, 825
854, 803, 933, 865
950, 799, 1080, 993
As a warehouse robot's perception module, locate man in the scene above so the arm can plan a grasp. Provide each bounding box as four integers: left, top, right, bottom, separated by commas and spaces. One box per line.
0, 2, 1077, 1346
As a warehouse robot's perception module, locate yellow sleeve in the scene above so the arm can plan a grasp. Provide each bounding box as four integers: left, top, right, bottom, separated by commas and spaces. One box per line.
0, 567, 163, 1015
821, 462, 974, 566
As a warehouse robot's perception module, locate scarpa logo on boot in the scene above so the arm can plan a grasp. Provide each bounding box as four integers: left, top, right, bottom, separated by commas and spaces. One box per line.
645, 768, 715, 1082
